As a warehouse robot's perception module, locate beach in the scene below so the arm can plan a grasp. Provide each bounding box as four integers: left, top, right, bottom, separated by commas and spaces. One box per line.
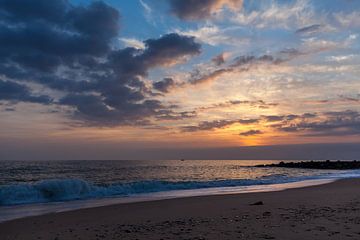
1, 178, 359, 240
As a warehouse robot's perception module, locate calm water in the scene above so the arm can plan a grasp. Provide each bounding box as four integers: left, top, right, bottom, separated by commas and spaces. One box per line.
1, 160, 360, 207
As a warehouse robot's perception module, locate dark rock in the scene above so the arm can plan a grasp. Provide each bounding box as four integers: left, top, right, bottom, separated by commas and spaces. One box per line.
250, 201, 264, 206
255, 160, 360, 170
262, 211, 271, 217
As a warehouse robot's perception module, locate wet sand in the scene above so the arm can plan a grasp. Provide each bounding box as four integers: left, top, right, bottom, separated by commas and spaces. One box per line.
1, 178, 360, 240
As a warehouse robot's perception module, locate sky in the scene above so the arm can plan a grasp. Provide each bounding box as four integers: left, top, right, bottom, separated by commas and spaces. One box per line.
0, 0, 360, 160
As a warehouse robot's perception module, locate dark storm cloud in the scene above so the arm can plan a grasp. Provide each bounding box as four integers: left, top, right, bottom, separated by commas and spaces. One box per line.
141, 33, 201, 67
295, 24, 322, 35
56, 32, 201, 125
0, 0, 120, 72
169, 0, 243, 20
59, 94, 165, 126
153, 78, 176, 93
107, 33, 201, 79
239, 130, 263, 136
0, 1, 202, 126
0, 79, 52, 104
0, 0, 68, 23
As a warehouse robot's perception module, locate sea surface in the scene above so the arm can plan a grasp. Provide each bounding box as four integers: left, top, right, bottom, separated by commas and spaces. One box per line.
1, 160, 360, 222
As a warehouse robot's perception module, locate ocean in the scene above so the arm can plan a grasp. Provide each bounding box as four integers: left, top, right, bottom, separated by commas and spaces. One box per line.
1, 160, 360, 222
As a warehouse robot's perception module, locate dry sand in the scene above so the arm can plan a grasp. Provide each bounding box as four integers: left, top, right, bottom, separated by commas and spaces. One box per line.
1, 178, 360, 240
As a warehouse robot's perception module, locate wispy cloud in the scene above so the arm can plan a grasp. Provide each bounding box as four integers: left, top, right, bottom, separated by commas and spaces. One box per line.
333, 11, 360, 29
119, 37, 145, 49
197, 100, 278, 111
175, 25, 249, 46
232, 0, 319, 29
189, 54, 282, 85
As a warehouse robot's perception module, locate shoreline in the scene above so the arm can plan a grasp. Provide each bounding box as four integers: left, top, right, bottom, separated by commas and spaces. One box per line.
0, 178, 335, 223
1, 178, 360, 239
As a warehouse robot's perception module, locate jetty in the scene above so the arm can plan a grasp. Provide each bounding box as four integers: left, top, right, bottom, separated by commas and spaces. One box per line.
256, 160, 360, 170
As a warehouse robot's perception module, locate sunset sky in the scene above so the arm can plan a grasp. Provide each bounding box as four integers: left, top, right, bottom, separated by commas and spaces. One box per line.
1, 0, 360, 160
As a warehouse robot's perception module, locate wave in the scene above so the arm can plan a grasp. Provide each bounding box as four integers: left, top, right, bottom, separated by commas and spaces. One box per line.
1, 170, 360, 206
0, 178, 287, 206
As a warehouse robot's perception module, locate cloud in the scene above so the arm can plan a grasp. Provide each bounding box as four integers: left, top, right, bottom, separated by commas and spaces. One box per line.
175, 25, 249, 46
180, 110, 360, 137
61, 31, 201, 125
0, 1, 120, 71
158, 55, 287, 91
181, 112, 320, 133
181, 119, 237, 132
119, 38, 145, 49
153, 78, 176, 93
305, 95, 360, 105
326, 54, 356, 62
232, 0, 318, 30
155, 110, 197, 120
181, 118, 259, 132
272, 110, 360, 137
198, 99, 278, 111
107, 33, 201, 79
0, 79, 52, 104
334, 11, 360, 29
238, 119, 260, 124
239, 130, 263, 136
262, 115, 285, 122
182, 34, 348, 89
139, 0, 152, 14
212, 53, 227, 66
59, 94, 166, 126
295, 24, 322, 35
169, 0, 243, 20
190, 68, 233, 85
262, 113, 317, 123
0, 1, 202, 126
189, 54, 281, 85
140, 33, 201, 67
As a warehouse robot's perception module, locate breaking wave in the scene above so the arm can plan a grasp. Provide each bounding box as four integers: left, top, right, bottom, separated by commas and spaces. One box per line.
1, 170, 360, 206
0, 178, 291, 206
